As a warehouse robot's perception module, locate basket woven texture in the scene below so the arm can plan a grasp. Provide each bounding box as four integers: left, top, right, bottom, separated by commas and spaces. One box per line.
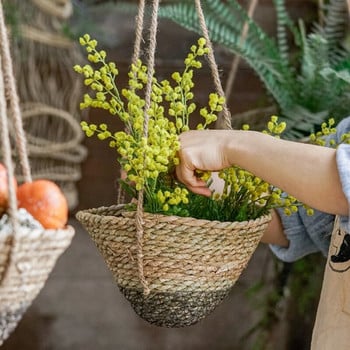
0, 226, 74, 344
76, 205, 271, 327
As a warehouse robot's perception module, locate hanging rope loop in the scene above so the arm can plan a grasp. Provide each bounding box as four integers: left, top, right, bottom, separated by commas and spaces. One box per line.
132, 0, 146, 66
0, 47, 17, 233
0, 1, 30, 231
194, 0, 231, 130
0, 3, 32, 184
134, 0, 162, 296
131, 0, 237, 295
0, 0, 31, 293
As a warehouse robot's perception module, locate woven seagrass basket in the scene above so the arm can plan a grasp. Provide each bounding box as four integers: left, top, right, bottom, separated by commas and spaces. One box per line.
0, 219, 74, 344
76, 204, 271, 327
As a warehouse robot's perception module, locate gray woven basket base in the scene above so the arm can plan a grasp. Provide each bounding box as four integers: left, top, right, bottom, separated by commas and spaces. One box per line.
120, 286, 231, 327
0, 302, 30, 345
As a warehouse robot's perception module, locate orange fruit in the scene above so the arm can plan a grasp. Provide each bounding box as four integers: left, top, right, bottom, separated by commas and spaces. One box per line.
0, 162, 17, 215
17, 179, 68, 229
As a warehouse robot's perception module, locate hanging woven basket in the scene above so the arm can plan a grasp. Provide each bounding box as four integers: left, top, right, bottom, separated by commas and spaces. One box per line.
76, 205, 271, 327
73, 0, 274, 328
0, 214, 74, 343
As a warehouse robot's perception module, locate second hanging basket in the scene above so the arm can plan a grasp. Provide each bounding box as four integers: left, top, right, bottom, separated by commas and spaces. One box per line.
76, 204, 271, 327
0, 211, 74, 344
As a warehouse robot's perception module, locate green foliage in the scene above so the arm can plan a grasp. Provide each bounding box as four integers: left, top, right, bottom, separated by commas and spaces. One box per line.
155, 0, 350, 139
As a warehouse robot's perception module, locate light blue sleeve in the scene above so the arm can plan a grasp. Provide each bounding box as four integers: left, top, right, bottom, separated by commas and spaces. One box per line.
269, 207, 333, 262
270, 117, 350, 262
336, 143, 350, 232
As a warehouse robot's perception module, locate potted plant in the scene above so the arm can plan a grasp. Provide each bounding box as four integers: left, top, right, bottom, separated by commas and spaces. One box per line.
74, 34, 307, 328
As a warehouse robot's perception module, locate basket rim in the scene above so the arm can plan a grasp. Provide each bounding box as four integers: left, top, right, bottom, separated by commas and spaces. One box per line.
76, 204, 272, 229
0, 224, 75, 241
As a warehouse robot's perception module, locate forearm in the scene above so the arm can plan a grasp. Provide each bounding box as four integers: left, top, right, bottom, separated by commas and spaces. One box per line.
261, 209, 289, 246
228, 131, 348, 216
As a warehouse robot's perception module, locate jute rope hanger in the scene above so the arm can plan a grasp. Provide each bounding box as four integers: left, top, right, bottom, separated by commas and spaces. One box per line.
0, 9, 31, 185
131, 0, 232, 295
0, 0, 31, 302
0, 1, 32, 230
193, 0, 232, 130
0, 35, 18, 233
134, 0, 157, 296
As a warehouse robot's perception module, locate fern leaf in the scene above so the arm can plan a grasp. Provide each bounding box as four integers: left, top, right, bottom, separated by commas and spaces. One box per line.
273, 0, 290, 63
158, 2, 295, 111
208, 0, 277, 56
313, 0, 348, 65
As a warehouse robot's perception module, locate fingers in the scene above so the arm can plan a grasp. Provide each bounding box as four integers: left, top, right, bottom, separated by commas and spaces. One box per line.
189, 185, 212, 197
175, 130, 213, 197
175, 161, 211, 197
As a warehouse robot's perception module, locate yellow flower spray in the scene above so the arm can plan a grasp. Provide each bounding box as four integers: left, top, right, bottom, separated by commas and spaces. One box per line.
74, 34, 336, 221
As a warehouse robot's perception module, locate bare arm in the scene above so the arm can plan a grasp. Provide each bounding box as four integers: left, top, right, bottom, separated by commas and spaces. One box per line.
175, 129, 348, 216
262, 209, 289, 247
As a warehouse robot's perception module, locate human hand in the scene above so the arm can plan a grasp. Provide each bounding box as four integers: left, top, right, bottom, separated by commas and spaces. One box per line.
175, 130, 234, 196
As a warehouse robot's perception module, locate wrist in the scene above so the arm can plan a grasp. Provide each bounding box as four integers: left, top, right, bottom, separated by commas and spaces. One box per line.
224, 130, 256, 168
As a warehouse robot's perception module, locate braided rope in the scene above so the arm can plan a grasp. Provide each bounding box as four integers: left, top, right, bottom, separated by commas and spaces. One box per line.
21, 103, 84, 154
0, 39, 17, 233
194, 0, 231, 130
0, 1, 24, 300
131, 0, 240, 294
0, 5, 31, 184
134, 0, 161, 296
131, 0, 145, 66
0, 1, 30, 230
116, 0, 147, 207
